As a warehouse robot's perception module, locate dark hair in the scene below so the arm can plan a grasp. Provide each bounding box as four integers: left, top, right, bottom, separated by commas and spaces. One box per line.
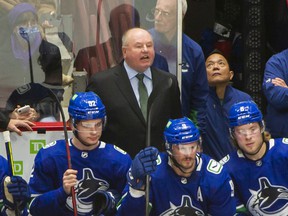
206, 49, 230, 67
38, 41, 62, 74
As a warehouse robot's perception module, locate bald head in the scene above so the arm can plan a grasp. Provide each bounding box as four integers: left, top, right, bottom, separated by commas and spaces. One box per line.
122, 28, 155, 72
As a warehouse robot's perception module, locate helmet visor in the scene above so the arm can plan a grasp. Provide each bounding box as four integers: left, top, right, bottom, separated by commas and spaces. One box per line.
171, 143, 198, 156
75, 120, 103, 133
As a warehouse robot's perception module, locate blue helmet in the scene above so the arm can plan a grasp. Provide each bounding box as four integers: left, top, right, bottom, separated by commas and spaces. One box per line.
68, 91, 106, 120
164, 117, 200, 152
229, 100, 262, 128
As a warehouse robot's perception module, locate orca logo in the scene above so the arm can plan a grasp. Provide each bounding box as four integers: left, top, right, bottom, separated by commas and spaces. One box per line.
247, 177, 288, 215
181, 61, 190, 73
160, 195, 204, 216
66, 168, 109, 215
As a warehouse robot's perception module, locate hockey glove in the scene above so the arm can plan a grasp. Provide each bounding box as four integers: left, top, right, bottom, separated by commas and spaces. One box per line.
127, 146, 159, 190
92, 190, 117, 216
2, 176, 31, 211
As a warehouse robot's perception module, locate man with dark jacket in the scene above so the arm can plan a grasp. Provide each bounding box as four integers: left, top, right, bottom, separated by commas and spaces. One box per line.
202, 50, 252, 160
87, 28, 182, 157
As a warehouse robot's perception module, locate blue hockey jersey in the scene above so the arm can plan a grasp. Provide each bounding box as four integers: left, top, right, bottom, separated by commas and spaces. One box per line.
29, 139, 131, 216
221, 138, 288, 215
0, 156, 8, 202
117, 153, 236, 215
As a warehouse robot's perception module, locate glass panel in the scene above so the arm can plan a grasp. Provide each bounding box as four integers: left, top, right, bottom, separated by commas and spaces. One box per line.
0, 0, 179, 122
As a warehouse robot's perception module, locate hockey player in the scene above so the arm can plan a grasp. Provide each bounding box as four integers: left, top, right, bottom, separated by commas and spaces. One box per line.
28, 91, 132, 215
117, 117, 236, 215
0, 155, 30, 216
221, 100, 288, 215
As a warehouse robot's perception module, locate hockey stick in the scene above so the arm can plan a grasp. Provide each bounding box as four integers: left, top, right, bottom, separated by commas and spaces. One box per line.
3, 131, 20, 216
18, 28, 77, 215
47, 89, 78, 216
18, 27, 77, 215
145, 78, 173, 216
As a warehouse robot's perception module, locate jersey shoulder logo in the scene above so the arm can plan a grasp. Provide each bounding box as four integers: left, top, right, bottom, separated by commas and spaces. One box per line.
247, 177, 288, 215
219, 155, 230, 165
207, 159, 223, 174
42, 141, 57, 149
282, 138, 288, 144
156, 154, 162, 165
16, 84, 31, 94
113, 145, 127, 155
160, 195, 204, 216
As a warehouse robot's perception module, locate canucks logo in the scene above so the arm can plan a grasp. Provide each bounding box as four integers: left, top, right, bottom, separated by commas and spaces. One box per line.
66, 168, 109, 215
181, 61, 190, 73
160, 195, 204, 215
247, 177, 288, 215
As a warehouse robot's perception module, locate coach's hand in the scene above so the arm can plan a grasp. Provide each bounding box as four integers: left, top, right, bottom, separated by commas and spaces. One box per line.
127, 147, 159, 190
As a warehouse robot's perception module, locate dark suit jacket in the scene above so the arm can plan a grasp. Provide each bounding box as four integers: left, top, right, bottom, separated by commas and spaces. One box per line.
86, 64, 182, 157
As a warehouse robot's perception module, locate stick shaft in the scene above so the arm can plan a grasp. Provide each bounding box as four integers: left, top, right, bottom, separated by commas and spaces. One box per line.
145, 78, 172, 215
3, 131, 20, 216
65, 139, 77, 216
145, 102, 154, 216
4, 132, 15, 176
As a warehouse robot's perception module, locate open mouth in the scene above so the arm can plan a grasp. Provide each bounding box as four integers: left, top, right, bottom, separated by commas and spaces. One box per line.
140, 55, 150, 60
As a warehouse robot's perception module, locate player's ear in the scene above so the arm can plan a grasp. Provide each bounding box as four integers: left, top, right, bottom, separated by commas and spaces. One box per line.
67, 118, 73, 129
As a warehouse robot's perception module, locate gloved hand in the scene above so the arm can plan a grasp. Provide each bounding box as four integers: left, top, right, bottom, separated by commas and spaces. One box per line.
92, 190, 117, 216
2, 176, 31, 211
127, 146, 159, 190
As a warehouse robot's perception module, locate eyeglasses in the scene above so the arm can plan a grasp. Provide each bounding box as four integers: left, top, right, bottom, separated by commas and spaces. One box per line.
233, 127, 261, 137
151, 8, 170, 17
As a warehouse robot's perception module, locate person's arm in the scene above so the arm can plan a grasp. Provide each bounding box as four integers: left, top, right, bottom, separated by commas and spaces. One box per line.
262, 52, 288, 110
29, 155, 75, 215
0, 111, 10, 131
7, 119, 34, 136
206, 163, 236, 215
0, 111, 34, 135
117, 147, 158, 215
182, 40, 208, 134
29, 187, 69, 216
116, 185, 147, 216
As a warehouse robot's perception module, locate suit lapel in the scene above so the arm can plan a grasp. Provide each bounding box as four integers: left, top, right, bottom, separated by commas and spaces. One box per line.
149, 68, 166, 105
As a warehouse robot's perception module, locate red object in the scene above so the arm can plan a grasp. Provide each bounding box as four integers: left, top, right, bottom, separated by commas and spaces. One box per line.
214, 40, 232, 60
32, 122, 71, 131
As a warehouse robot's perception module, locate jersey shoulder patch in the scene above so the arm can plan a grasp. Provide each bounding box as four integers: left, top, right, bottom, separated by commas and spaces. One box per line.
43, 140, 57, 149
219, 155, 230, 165
207, 159, 223, 174
282, 138, 288, 144
156, 154, 162, 165
113, 145, 127, 155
